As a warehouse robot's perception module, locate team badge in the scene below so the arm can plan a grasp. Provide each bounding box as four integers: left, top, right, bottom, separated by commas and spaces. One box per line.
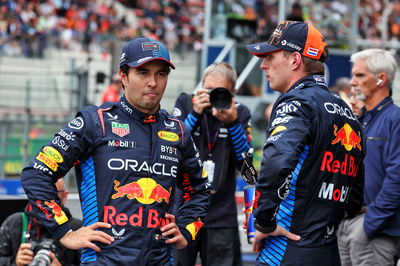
112, 122, 130, 137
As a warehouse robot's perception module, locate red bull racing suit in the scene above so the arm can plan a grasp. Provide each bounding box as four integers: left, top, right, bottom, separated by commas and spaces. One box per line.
21, 97, 211, 265
253, 75, 365, 265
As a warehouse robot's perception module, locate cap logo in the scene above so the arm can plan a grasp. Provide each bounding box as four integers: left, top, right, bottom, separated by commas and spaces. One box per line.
268, 21, 295, 46
307, 47, 319, 57
286, 42, 301, 51
142, 42, 160, 51
120, 52, 126, 63
281, 40, 287, 45
254, 45, 260, 51
137, 57, 152, 63
269, 28, 283, 45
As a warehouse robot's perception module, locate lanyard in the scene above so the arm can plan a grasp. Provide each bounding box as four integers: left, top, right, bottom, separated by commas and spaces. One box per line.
203, 114, 221, 157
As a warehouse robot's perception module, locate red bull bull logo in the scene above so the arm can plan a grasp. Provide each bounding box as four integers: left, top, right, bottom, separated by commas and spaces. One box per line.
112, 178, 171, 204
186, 218, 204, 240
112, 180, 143, 200
44, 200, 68, 225
331, 123, 362, 151
149, 184, 172, 203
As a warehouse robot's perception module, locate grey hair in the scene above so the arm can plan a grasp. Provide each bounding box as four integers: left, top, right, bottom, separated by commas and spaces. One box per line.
201, 62, 237, 90
350, 49, 397, 90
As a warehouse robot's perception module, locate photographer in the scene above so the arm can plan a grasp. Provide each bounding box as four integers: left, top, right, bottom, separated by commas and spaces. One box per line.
172, 62, 252, 265
0, 179, 81, 266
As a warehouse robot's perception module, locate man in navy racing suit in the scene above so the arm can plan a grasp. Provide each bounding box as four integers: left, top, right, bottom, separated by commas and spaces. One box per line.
245, 21, 365, 265
21, 37, 211, 265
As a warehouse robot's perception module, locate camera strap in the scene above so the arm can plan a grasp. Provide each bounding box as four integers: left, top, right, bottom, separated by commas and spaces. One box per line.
203, 114, 221, 156
20, 212, 28, 243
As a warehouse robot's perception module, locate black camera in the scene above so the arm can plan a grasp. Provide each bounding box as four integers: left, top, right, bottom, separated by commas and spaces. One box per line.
29, 238, 56, 266
209, 87, 233, 110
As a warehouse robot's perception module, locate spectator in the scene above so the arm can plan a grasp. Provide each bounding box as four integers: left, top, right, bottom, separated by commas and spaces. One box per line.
0, 178, 82, 266
101, 74, 122, 103
172, 62, 252, 265
245, 21, 364, 265
286, 2, 304, 21
337, 48, 400, 266
20, 37, 211, 265
330, 77, 351, 106
348, 86, 365, 118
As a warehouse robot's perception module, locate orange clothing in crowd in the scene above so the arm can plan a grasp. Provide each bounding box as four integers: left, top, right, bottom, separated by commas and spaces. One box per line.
101, 81, 121, 103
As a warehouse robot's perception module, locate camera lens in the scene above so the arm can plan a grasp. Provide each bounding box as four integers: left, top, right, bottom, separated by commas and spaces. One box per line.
209, 87, 233, 110
30, 249, 52, 266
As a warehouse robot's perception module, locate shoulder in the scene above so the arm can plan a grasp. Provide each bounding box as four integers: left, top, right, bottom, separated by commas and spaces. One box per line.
160, 110, 188, 131
159, 110, 191, 141
236, 101, 251, 113
1, 212, 24, 230
387, 102, 400, 116
380, 103, 400, 128
78, 102, 115, 115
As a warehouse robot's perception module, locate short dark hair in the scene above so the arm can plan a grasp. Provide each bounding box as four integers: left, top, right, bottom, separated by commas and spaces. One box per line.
303, 46, 329, 74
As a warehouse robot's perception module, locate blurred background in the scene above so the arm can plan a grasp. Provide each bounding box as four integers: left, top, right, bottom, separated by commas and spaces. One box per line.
0, 0, 399, 263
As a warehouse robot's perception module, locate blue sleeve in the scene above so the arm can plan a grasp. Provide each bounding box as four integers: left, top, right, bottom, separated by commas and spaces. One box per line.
227, 104, 252, 166
253, 95, 314, 228
20, 107, 97, 240
173, 93, 202, 132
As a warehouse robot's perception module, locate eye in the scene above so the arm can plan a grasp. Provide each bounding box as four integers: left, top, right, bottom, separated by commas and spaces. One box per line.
157, 71, 168, 77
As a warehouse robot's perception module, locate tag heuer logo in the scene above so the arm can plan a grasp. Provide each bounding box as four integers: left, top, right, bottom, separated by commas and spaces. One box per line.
112, 122, 130, 137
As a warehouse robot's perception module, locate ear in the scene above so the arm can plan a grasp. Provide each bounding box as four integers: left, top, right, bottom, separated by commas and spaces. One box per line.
292, 52, 302, 70
376, 73, 387, 87
119, 69, 128, 87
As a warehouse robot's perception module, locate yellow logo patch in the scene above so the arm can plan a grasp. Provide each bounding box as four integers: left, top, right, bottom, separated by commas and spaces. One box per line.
201, 169, 208, 178
36, 152, 58, 171
270, 125, 287, 136
43, 146, 64, 163
157, 131, 179, 142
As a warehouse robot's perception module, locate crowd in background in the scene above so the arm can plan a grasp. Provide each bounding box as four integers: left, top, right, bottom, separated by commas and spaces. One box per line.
0, 0, 400, 58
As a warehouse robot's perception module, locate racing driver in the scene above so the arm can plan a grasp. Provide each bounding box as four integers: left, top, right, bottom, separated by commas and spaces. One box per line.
21, 37, 211, 265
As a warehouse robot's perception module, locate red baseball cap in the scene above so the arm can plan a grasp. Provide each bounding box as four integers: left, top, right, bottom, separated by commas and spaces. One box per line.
247, 21, 328, 61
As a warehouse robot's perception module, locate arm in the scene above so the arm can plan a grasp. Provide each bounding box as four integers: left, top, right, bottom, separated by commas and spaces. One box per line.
364, 117, 400, 238
253, 95, 314, 233
20, 109, 113, 249
173, 92, 203, 132
344, 153, 364, 219
175, 122, 211, 244
21, 114, 92, 240
225, 103, 252, 168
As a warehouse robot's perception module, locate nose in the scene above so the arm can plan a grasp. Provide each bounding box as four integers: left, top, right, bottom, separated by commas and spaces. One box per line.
148, 74, 157, 87
260, 58, 269, 70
